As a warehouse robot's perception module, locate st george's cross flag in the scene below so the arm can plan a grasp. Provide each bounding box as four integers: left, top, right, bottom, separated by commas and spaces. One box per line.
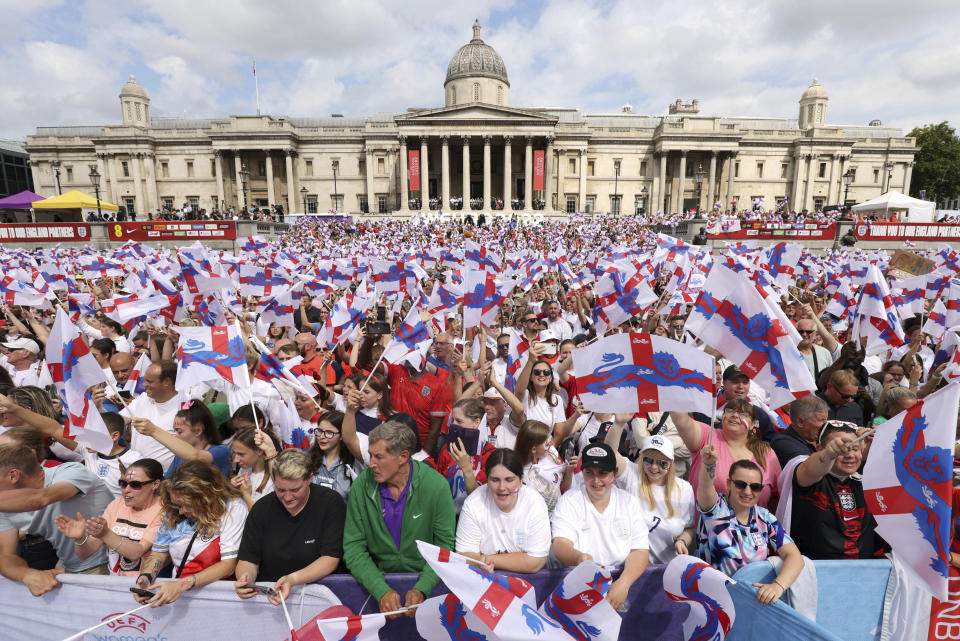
539, 561, 620, 641
314, 612, 387, 641
45, 308, 113, 454
863, 383, 960, 601
123, 352, 151, 395
175, 324, 248, 392
687, 263, 815, 409
922, 299, 948, 340
572, 333, 714, 415
591, 269, 659, 335
381, 306, 434, 370
462, 270, 517, 329
416, 541, 570, 641
416, 593, 497, 641
856, 264, 905, 354
663, 555, 736, 641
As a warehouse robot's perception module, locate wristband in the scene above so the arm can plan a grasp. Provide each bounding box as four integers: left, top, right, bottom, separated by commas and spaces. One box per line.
137, 572, 154, 584
773, 579, 786, 591
264, 452, 278, 461
75, 534, 90, 546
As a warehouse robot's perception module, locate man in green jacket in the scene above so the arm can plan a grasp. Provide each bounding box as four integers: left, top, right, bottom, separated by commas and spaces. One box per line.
343, 419, 455, 618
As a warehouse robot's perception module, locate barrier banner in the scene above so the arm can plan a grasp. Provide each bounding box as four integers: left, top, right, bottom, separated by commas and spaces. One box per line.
409, 150, 421, 192
854, 222, 960, 241
533, 150, 545, 191
708, 221, 836, 240
0, 223, 91, 243
108, 221, 236, 241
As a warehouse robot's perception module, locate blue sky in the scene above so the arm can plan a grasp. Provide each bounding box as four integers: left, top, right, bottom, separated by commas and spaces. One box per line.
1, 0, 957, 140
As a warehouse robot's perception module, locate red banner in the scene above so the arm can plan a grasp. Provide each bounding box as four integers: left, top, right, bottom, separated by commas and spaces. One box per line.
408, 150, 421, 193
854, 222, 960, 242
708, 221, 836, 240
0, 223, 91, 243
108, 221, 236, 241
533, 150, 545, 191
928, 565, 960, 640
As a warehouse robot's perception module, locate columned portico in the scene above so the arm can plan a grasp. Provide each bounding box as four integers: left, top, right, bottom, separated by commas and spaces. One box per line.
502, 136, 512, 206
284, 150, 297, 213
725, 153, 736, 211
804, 153, 817, 211
524, 137, 533, 212
265, 151, 276, 206
399, 138, 409, 209
656, 152, 666, 214
462, 137, 470, 202
420, 137, 429, 203
677, 151, 687, 212
544, 137, 554, 209
482, 136, 491, 209
214, 151, 225, 209
707, 151, 717, 211
440, 136, 450, 208
234, 153, 244, 210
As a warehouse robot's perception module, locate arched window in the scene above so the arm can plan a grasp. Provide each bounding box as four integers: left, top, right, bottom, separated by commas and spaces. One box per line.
497, 85, 503, 105
473, 82, 480, 102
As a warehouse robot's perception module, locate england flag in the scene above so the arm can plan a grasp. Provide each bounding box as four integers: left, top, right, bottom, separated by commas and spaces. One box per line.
663, 555, 736, 641
175, 324, 248, 391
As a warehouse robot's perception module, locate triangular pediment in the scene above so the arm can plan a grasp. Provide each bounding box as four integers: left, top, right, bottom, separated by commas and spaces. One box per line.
396, 103, 558, 124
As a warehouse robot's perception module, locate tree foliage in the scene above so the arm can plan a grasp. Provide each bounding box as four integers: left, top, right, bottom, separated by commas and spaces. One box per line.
907, 121, 960, 204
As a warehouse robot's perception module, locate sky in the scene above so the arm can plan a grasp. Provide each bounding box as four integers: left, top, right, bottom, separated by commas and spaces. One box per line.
1, 0, 958, 142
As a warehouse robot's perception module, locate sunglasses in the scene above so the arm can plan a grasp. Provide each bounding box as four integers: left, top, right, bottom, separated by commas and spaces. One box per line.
838, 392, 857, 401
524, 318, 538, 323
118, 479, 155, 489
532, 369, 552, 376
730, 479, 764, 493
642, 456, 671, 470
797, 329, 816, 335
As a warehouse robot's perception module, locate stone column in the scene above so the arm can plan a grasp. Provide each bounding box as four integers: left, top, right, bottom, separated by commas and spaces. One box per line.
502, 136, 512, 207
707, 151, 717, 211
365, 147, 375, 214
144, 153, 159, 214
214, 151, 225, 210
420, 136, 429, 205
110, 155, 123, 205
657, 152, 667, 214
791, 152, 804, 211
578, 149, 587, 212
544, 137, 554, 210
826, 154, 840, 206
96, 154, 110, 205
130, 152, 144, 217
676, 151, 687, 214
904, 162, 914, 194
265, 151, 276, 206
284, 150, 297, 212
556, 149, 564, 210
483, 136, 491, 209
803, 153, 817, 211
462, 137, 471, 202
524, 137, 534, 212
399, 138, 408, 211
234, 152, 245, 211
725, 153, 736, 211
440, 136, 450, 210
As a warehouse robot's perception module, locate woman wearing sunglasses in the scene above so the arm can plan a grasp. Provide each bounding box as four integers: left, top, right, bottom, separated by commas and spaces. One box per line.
55, 459, 164, 577
698, 445, 803, 604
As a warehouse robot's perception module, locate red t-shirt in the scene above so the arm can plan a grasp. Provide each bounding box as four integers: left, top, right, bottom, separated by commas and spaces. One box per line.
386, 364, 449, 442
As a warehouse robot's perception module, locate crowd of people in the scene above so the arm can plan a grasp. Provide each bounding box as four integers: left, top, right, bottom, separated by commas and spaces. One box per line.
0, 212, 956, 632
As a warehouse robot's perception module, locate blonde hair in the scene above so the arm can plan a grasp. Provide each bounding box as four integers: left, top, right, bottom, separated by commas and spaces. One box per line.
161, 460, 241, 538
637, 448, 678, 519
272, 449, 313, 481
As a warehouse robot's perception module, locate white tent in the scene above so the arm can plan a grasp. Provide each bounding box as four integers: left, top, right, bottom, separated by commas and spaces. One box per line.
850, 190, 935, 222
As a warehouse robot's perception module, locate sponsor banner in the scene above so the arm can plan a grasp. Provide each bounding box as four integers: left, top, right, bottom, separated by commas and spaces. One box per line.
855, 222, 960, 241
533, 149, 545, 191
0, 223, 91, 243
928, 565, 960, 641
108, 221, 237, 241
708, 221, 836, 240
409, 149, 421, 192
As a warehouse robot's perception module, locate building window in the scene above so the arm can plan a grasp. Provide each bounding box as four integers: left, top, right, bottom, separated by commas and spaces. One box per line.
211, 194, 219, 209
585, 196, 595, 213
358, 196, 368, 213
124, 197, 136, 214
813, 197, 825, 211
873, 169, 880, 183
121, 161, 129, 177
359, 160, 366, 176
587, 160, 595, 177
257, 161, 266, 176
65, 166, 73, 182
186, 161, 194, 178
850, 167, 857, 182
566, 196, 576, 213
610, 195, 621, 215
306, 196, 318, 213
377, 158, 385, 175
640, 161, 647, 176
635, 195, 645, 215
162, 198, 174, 210
781, 163, 788, 178
210, 160, 216, 176
188, 196, 199, 209
568, 158, 576, 174
473, 83, 480, 102
734, 161, 740, 178
686, 163, 693, 178
305, 159, 313, 176
756, 162, 764, 178
378, 195, 388, 213
497, 85, 503, 105
160, 162, 169, 178
818, 162, 827, 178
332, 195, 343, 211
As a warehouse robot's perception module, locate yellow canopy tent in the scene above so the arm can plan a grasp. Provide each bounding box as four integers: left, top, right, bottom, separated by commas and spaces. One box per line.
32, 190, 119, 211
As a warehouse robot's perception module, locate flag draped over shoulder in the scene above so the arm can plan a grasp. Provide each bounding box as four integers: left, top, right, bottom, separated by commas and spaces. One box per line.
863, 383, 960, 601
686, 263, 815, 409
175, 324, 248, 391
572, 332, 714, 415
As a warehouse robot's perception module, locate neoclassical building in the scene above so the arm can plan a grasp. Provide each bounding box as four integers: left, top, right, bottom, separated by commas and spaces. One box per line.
25, 20, 916, 218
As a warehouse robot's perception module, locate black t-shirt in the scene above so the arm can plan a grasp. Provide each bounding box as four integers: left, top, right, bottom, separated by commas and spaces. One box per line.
294, 306, 324, 332
816, 391, 865, 427
791, 471, 877, 559
770, 426, 816, 467
237, 484, 345, 582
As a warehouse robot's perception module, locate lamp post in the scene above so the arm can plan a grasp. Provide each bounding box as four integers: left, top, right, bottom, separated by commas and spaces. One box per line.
300, 186, 308, 214
613, 160, 620, 216
885, 162, 893, 192
240, 164, 249, 215
88, 166, 103, 220
332, 161, 339, 212
842, 168, 855, 211
51, 161, 62, 195
694, 163, 705, 214
640, 186, 649, 215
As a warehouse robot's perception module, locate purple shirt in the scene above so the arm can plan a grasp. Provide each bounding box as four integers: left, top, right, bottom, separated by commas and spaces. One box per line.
379, 461, 412, 549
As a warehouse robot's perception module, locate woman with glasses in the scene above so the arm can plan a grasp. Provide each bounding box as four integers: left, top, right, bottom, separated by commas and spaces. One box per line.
697, 445, 803, 604
55, 458, 164, 577
513, 343, 580, 442
308, 410, 366, 501
672, 398, 781, 509
132, 460, 248, 607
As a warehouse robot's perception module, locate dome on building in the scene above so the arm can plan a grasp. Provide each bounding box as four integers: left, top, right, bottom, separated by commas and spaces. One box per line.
445, 20, 509, 87
800, 78, 827, 101
120, 74, 149, 99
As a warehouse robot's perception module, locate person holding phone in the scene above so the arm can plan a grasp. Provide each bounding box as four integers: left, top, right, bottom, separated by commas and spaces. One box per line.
433, 399, 495, 513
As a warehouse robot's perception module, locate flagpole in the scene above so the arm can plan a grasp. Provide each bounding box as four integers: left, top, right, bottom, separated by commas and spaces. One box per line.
60, 603, 152, 641
253, 57, 261, 117
278, 590, 299, 641
358, 348, 387, 393
708, 355, 718, 448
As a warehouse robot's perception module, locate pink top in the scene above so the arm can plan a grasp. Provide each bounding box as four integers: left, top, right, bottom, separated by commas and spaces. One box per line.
101, 498, 164, 576
688, 423, 781, 509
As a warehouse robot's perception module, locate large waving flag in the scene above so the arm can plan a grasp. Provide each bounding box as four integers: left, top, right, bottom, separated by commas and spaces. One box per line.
663, 555, 735, 641
573, 332, 714, 415
248, 335, 310, 395
417, 593, 498, 641
382, 307, 433, 370
464, 239, 502, 273
863, 383, 960, 601
591, 269, 658, 335
922, 299, 948, 340
0, 275, 49, 307
177, 245, 232, 294
855, 264, 905, 354
45, 308, 112, 454
238, 263, 289, 297
111, 293, 173, 323
687, 263, 815, 409
425, 279, 464, 318
539, 561, 620, 641
463, 270, 516, 329
175, 324, 248, 391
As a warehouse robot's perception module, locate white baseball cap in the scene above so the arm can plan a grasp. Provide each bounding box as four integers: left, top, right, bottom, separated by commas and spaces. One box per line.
2, 337, 40, 355
482, 387, 503, 400
640, 434, 675, 460
538, 328, 559, 342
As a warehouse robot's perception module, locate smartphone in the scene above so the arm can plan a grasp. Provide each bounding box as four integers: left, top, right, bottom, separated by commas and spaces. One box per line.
366, 306, 391, 335
239, 583, 277, 597
448, 424, 481, 457
118, 390, 133, 400
535, 341, 558, 357
129, 587, 155, 598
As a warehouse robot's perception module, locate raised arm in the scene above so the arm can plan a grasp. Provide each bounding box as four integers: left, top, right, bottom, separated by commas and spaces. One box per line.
670, 411, 704, 455
795, 432, 854, 488
341, 390, 367, 463
130, 417, 213, 464
489, 368, 525, 426
696, 444, 720, 511
513, 343, 545, 404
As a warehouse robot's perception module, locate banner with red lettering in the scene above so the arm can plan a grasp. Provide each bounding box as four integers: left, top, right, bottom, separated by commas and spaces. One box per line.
408, 150, 421, 192
0, 223, 90, 243
855, 222, 960, 242
928, 565, 960, 640
533, 150, 545, 191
